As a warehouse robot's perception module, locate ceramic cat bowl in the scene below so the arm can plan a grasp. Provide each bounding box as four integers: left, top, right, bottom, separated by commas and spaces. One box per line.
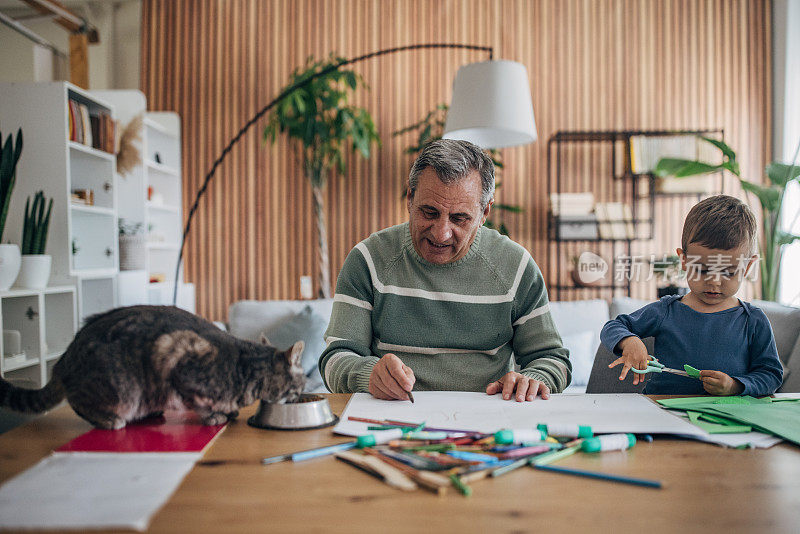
247, 394, 339, 430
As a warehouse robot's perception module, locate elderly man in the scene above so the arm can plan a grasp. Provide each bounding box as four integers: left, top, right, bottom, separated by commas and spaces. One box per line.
319, 139, 570, 401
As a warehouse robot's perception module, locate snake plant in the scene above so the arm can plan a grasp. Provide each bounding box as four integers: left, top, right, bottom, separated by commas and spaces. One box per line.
0, 129, 23, 242
22, 191, 53, 255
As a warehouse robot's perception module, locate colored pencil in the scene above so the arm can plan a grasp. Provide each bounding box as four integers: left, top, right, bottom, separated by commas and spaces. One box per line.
491, 457, 531, 478
335, 451, 418, 491
500, 445, 551, 460
449, 473, 472, 497
363, 448, 450, 495
533, 464, 662, 489
262, 441, 356, 464
530, 443, 582, 466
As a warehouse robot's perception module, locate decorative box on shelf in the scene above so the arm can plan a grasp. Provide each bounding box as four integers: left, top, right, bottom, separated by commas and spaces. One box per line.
554, 214, 599, 241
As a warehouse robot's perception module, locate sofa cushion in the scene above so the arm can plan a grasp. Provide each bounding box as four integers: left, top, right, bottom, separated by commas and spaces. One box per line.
228, 299, 334, 341
262, 306, 327, 392
560, 330, 595, 387
780, 335, 800, 393
751, 299, 800, 366
228, 299, 334, 393
549, 299, 609, 355
549, 299, 610, 390
610, 297, 652, 318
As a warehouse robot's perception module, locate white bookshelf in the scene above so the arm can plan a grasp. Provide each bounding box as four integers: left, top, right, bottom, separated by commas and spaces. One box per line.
0, 286, 77, 388
91, 90, 194, 312
0, 81, 118, 327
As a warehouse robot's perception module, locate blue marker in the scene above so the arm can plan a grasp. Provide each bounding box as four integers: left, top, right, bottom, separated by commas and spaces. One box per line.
262, 428, 404, 464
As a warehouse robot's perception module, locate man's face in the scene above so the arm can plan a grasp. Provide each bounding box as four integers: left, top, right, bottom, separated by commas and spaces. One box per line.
407, 167, 491, 265
677, 242, 756, 308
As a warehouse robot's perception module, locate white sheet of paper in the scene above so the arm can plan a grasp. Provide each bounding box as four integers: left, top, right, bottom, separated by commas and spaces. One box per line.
0, 452, 199, 531
334, 392, 706, 437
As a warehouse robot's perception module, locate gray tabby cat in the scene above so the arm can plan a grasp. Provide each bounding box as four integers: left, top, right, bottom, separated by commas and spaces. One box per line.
0, 305, 306, 429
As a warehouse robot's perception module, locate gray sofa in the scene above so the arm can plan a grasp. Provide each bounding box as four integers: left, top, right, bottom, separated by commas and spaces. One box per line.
227, 297, 800, 394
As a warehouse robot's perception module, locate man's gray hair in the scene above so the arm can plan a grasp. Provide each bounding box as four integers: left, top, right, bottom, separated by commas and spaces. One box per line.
408, 139, 495, 209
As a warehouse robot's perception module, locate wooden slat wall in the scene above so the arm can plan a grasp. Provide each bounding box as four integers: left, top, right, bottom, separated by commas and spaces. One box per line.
141, 0, 771, 321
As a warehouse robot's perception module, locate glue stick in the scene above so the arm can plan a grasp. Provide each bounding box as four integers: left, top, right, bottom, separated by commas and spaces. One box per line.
580, 433, 636, 453
355, 428, 404, 448
537, 423, 593, 439
493, 429, 547, 444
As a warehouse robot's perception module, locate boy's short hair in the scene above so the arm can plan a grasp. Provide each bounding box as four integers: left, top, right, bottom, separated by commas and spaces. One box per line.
681, 195, 757, 253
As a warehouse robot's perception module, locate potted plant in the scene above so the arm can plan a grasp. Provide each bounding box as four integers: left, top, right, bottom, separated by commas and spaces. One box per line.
655, 137, 800, 301
0, 129, 23, 290
264, 54, 381, 298
118, 219, 145, 271
393, 104, 523, 236
16, 190, 53, 289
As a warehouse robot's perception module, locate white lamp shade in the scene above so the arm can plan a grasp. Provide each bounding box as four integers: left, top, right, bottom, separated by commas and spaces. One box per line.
443, 60, 537, 149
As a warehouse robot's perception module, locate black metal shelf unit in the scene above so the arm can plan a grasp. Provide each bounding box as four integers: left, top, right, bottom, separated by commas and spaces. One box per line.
547, 129, 724, 301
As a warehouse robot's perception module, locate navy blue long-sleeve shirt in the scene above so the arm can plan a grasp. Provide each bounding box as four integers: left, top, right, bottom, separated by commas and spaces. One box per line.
600, 295, 783, 396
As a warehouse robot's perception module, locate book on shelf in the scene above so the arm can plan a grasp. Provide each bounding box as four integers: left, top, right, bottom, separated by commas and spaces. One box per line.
595, 202, 635, 239
67, 99, 116, 154
629, 134, 723, 174
550, 192, 595, 217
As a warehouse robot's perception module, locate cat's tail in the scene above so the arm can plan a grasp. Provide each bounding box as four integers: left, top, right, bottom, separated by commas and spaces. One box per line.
0, 376, 65, 413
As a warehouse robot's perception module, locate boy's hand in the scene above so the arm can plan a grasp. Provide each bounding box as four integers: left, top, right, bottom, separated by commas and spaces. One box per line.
608, 336, 650, 385
699, 370, 744, 396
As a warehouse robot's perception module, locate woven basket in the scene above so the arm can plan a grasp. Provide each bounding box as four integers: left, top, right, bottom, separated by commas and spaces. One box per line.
119, 235, 146, 270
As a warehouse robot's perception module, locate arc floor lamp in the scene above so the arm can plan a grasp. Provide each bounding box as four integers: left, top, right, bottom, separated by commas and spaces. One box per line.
173, 43, 537, 305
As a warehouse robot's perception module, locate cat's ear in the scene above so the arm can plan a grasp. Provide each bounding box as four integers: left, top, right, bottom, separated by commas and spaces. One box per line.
285, 340, 304, 368
259, 332, 271, 346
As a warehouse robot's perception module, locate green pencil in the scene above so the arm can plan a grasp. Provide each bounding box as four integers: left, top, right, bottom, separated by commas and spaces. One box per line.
450, 473, 472, 497
530, 444, 581, 466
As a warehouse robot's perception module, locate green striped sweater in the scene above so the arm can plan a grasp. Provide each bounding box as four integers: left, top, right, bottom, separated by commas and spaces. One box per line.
319, 223, 571, 393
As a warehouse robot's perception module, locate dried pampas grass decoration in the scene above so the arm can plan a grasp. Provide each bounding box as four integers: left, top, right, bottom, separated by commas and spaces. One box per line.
117, 114, 143, 177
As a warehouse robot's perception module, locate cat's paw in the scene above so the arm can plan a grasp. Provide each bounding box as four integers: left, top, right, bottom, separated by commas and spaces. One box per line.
201, 413, 228, 426
93, 416, 127, 430
226, 410, 239, 420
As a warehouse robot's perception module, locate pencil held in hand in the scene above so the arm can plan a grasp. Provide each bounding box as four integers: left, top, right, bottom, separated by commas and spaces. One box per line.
407, 389, 415, 403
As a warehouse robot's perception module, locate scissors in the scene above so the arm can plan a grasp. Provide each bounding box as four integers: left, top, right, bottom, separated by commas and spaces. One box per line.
630, 357, 691, 377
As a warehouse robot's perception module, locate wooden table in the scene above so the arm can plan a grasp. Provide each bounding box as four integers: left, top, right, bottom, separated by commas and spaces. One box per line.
2, 394, 800, 533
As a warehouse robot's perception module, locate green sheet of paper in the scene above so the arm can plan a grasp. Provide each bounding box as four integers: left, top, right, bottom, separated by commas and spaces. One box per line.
686, 411, 752, 434
702, 403, 800, 446
683, 364, 701, 378
657, 396, 770, 409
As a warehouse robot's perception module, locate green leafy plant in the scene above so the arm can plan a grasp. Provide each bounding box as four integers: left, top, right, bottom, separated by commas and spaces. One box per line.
118, 218, 144, 236
21, 191, 53, 255
393, 104, 522, 236
264, 55, 381, 298
0, 129, 23, 242
655, 137, 800, 301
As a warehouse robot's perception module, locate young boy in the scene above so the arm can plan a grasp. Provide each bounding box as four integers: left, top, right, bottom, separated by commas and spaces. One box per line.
600, 195, 784, 396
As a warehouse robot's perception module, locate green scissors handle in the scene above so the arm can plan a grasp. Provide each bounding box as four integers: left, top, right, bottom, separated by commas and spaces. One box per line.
631, 357, 690, 377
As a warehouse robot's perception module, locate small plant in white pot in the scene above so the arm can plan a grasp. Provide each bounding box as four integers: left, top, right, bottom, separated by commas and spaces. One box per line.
118, 219, 145, 271
16, 191, 53, 289
0, 129, 23, 291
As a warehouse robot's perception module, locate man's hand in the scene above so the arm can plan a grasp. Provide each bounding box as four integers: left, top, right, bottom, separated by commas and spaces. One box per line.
369, 353, 416, 401
608, 336, 650, 385
486, 372, 550, 401
700, 370, 744, 396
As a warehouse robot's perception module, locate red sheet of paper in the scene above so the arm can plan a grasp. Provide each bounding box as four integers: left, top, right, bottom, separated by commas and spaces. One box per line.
56, 410, 226, 453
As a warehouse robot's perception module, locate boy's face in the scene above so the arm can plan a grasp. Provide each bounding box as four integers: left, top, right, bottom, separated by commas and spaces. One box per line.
677, 242, 757, 307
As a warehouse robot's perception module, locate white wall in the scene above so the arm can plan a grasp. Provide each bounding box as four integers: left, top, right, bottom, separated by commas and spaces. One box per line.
773, 0, 800, 306
0, 0, 140, 90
